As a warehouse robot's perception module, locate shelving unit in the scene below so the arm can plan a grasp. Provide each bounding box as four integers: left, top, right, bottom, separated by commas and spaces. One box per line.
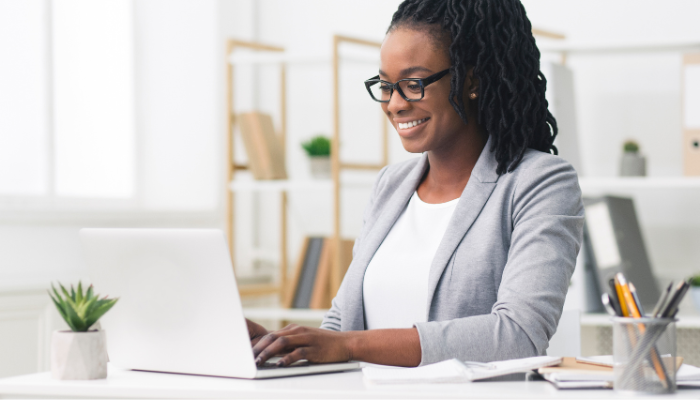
225, 36, 388, 301
225, 39, 288, 298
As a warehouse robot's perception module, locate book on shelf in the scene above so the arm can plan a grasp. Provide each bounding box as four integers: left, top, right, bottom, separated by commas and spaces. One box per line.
284, 237, 355, 309
237, 112, 287, 180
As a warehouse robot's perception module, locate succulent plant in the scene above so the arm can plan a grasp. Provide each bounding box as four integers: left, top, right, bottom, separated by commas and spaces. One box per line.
623, 140, 640, 153
48, 282, 118, 332
301, 135, 331, 156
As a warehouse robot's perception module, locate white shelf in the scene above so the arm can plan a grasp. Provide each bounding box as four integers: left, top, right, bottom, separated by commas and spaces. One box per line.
243, 307, 328, 321
539, 40, 700, 55
582, 313, 700, 328
229, 176, 376, 192
579, 177, 700, 193
228, 53, 379, 66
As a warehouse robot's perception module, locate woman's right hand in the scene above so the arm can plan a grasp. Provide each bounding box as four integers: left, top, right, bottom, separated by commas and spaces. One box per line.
246, 318, 269, 347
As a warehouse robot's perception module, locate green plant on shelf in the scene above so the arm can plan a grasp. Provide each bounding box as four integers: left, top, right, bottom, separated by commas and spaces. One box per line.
689, 275, 700, 287
623, 140, 640, 153
301, 135, 331, 157
48, 282, 118, 332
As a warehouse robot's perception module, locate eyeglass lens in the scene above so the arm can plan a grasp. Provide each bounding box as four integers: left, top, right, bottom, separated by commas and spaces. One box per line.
369, 80, 423, 102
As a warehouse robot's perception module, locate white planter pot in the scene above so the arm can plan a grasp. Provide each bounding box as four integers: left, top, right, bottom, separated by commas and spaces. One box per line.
51, 330, 108, 380
620, 153, 646, 176
308, 156, 331, 179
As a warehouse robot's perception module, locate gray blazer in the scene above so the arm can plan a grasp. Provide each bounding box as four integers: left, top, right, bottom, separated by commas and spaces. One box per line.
320, 136, 585, 366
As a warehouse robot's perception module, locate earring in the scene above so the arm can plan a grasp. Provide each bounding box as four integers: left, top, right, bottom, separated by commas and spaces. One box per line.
469, 92, 477, 100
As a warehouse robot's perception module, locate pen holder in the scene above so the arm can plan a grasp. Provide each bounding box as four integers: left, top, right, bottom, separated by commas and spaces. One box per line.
612, 317, 677, 394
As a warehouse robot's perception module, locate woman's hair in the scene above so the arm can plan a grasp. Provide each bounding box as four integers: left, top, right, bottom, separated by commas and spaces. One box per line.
388, 0, 558, 174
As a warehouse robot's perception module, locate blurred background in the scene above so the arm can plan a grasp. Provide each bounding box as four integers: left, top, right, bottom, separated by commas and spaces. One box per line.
2, 0, 700, 377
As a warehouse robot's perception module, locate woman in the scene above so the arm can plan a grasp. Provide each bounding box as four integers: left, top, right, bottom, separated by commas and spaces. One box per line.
247, 0, 584, 367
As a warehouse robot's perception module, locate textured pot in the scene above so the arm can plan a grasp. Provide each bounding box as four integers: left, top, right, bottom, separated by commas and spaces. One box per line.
620, 152, 646, 177
51, 330, 108, 380
308, 156, 331, 179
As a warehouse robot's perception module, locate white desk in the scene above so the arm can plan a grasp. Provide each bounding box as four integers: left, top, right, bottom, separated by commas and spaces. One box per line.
2, 367, 700, 399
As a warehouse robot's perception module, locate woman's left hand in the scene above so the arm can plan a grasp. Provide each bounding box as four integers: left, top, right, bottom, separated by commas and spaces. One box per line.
252, 324, 355, 367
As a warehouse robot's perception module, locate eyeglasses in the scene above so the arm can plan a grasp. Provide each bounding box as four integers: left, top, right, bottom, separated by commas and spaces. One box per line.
364, 69, 450, 103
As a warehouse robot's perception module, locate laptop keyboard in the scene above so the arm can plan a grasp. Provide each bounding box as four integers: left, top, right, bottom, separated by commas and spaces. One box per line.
258, 359, 310, 370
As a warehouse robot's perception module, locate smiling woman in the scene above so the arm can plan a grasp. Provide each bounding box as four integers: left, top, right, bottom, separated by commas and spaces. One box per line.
247, 0, 584, 368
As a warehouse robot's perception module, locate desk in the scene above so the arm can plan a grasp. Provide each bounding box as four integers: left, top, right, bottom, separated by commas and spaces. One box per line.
2, 367, 700, 399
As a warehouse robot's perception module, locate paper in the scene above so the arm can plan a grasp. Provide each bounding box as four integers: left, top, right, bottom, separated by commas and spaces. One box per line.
362, 356, 562, 384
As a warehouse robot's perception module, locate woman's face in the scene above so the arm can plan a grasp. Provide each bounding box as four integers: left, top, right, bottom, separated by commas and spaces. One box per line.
379, 27, 471, 154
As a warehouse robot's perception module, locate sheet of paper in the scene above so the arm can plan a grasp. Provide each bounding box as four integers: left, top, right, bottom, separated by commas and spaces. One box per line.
362, 356, 562, 384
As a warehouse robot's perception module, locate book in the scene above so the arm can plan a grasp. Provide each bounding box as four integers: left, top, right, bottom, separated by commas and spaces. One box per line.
362, 356, 562, 384
292, 237, 324, 309
237, 112, 287, 180
309, 238, 332, 309
285, 237, 356, 309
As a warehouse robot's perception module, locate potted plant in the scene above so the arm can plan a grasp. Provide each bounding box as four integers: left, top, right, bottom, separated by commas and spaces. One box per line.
620, 140, 646, 176
48, 282, 118, 380
301, 135, 331, 179
689, 275, 700, 312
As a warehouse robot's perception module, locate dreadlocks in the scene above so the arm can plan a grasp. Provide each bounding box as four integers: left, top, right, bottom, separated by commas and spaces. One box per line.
388, 0, 558, 175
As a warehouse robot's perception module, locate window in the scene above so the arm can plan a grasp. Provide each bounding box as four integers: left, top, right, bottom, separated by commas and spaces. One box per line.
0, 0, 135, 202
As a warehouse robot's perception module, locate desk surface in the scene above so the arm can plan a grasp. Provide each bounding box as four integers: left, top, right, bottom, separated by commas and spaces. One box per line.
2, 367, 700, 399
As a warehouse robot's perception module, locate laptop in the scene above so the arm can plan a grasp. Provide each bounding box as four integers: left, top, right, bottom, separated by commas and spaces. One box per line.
79, 228, 360, 379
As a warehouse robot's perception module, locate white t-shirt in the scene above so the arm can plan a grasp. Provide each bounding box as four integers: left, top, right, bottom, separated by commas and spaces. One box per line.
363, 191, 459, 330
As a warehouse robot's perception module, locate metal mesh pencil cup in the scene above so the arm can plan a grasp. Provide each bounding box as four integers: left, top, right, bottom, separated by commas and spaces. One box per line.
612, 317, 677, 394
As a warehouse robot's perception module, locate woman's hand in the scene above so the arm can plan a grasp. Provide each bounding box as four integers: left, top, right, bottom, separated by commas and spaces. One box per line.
252, 324, 355, 367
246, 318, 269, 347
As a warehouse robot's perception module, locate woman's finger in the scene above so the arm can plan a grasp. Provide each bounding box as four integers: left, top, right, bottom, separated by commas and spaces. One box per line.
252, 332, 280, 358
254, 334, 310, 365
276, 346, 309, 367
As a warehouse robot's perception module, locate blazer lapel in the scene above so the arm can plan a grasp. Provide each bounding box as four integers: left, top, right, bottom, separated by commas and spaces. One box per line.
425, 137, 500, 317
343, 154, 429, 331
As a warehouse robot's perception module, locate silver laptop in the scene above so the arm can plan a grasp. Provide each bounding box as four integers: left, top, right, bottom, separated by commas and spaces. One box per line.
80, 228, 360, 379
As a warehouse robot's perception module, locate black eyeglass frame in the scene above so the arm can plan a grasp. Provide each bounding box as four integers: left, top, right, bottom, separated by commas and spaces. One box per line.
364, 68, 450, 103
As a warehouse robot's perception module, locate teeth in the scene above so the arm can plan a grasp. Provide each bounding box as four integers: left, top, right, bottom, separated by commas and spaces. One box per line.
398, 118, 427, 130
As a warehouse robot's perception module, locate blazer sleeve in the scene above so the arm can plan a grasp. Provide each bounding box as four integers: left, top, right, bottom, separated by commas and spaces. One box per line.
320, 166, 389, 331
414, 157, 585, 364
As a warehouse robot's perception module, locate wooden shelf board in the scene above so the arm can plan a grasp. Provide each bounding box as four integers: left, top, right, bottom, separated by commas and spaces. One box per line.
238, 284, 280, 297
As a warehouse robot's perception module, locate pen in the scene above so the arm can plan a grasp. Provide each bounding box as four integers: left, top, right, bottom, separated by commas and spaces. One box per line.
661, 279, 690, 318
652, 282, 673, 318
660, 280, 689, 318
601, 293, 618, 317
607, 278, 623, 316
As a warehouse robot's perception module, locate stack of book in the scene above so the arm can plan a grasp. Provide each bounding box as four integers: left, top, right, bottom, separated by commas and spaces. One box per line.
539, 356, 700, 389
284, 237, 354, 309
